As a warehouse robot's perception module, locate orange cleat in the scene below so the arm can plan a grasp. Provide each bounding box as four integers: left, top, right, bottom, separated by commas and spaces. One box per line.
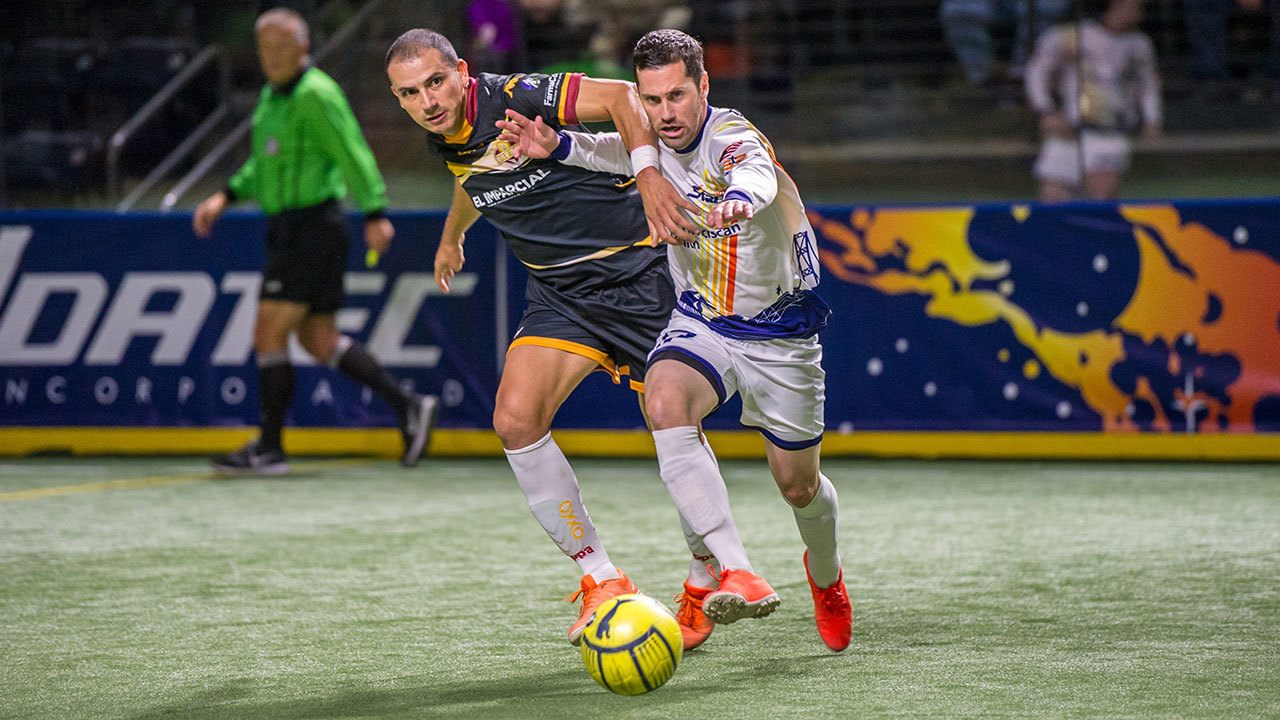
673, 581, 716, 651
566, 571, 638, 646
804, 550, 853, 651
702, 568, 780, 624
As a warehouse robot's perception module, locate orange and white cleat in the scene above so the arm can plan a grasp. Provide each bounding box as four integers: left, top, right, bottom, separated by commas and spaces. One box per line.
673, 580, 716, 651
566, 571, 638, 646
702, 568, 780, 624
804, 550, 853, 651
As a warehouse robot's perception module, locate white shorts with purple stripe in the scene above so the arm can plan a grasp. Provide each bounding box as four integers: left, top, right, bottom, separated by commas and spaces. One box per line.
648, 312, 825, 449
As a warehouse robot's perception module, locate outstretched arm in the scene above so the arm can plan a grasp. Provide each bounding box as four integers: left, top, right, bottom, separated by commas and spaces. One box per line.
496, 111, 630, 175
571, 77, 699, 245
436, 181, 481, 293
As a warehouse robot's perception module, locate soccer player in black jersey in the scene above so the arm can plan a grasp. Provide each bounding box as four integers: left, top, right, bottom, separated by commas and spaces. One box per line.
386, 29, 701, 646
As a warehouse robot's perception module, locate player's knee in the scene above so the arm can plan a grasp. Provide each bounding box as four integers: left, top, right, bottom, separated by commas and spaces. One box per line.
493, 403, 550, 450
777, 475, 820, 508
297, 329, 335, 364
253, 325, 289, 354
644, 385, 697, 430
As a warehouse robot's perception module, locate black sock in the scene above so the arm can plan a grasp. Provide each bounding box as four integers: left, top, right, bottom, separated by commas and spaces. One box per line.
336, 341, 410, 415
258, 359, 294, 452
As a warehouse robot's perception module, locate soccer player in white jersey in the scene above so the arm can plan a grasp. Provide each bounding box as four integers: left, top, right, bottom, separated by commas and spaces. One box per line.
496, 29, 853, 652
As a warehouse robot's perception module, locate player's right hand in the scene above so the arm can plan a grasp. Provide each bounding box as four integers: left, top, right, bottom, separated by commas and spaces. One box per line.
434, 237, 465, 293
193, 191, 228, 238
495, 110, 558, 160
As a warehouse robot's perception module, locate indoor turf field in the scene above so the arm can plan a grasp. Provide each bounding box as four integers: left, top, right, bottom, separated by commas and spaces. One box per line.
2, 457, 1277, 719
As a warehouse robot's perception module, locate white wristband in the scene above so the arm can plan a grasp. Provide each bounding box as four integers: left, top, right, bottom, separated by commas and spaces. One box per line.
630, 145, 660, 175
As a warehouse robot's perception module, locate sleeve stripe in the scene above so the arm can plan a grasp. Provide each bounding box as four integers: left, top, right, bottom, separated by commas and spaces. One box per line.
559, 72, 582, 125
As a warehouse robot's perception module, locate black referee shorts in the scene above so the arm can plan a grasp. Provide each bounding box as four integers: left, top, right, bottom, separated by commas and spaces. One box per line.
511, 259, 676, 392
261, 198, 349, 314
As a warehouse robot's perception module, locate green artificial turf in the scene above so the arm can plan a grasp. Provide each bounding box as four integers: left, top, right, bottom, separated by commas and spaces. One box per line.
2, 457, 1277, 719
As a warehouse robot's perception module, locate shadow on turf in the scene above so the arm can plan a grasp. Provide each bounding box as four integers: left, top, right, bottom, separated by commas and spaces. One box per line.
125, 650, 825, 719
209, 470, 334, 482
125, 668, 658, 718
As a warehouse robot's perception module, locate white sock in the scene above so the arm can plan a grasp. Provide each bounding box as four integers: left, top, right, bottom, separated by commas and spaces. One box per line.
684, 435, 722, 587
653, 426, 752, 571
679, 513, 721, 588
793, 473, 841, 588
505, 433, 619, 583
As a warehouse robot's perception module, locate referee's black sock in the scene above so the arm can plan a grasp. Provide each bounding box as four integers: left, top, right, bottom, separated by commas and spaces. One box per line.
257, 351, 294, 453
333, 338, 410, 415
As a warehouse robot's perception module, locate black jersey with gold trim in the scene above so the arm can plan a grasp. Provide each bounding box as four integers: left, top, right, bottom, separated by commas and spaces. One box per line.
424, 72, 660, 293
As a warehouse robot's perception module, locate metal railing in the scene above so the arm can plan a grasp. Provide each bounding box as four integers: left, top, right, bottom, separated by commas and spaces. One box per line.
107, 44, 230, 204
161, 0, 392, 211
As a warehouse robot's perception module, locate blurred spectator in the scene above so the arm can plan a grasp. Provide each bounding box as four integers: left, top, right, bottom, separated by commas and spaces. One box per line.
515, 0, 689, 78
940, 0, 1071, 86
1025, 0, 1161, 201
466, 0, 520, 74
1184, 0, 1280, 81
519, 0, 595, 72
575, 0, 690, 68
689, 1, 749, 79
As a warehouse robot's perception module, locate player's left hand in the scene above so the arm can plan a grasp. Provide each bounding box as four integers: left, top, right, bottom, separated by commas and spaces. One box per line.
365, 217, 394, 254
707, 199, 753, 230
636, 168, 700, 246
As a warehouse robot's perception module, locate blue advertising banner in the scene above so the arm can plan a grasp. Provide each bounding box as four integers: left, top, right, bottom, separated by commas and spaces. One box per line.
807, 200, 1280, 434
0, 211, 500, 431
2, 199, 1278, 458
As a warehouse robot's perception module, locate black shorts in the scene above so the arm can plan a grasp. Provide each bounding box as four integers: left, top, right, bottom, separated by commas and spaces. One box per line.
512, 259, 675, 392
261, 198, 349, 314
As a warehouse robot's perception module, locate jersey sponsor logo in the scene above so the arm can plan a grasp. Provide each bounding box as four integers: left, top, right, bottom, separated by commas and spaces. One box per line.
559, 499, 586, 540
520, 76, 539, 90
469, 168, 552, 208
544, 73, 563, 108
503, 75, 522, 97
686, 183, 725, 204
699, 224, 741, 239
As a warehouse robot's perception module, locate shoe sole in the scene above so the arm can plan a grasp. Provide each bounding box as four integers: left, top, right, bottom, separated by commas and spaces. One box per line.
702, 591, 781, 624
401, 396, 438, 468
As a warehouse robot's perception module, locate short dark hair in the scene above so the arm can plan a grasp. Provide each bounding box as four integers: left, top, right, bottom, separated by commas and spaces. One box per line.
632, 29, 704, 79
386, 28, 458, 68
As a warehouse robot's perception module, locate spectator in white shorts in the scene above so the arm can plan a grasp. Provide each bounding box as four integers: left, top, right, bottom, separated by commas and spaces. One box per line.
1025, 0, 1162, 201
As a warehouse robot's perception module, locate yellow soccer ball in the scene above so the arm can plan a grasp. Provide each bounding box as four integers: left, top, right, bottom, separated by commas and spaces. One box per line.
580, 593, 683, 695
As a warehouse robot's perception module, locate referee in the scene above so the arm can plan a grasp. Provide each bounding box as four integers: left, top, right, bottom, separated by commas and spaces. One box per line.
194, 7, 436, 475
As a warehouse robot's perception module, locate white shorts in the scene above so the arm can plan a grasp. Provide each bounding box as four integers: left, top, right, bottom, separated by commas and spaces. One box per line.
648, 312, 825, 449
1035, 131, 1132, 186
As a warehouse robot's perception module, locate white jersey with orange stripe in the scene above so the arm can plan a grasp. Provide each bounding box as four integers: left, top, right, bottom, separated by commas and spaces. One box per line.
557, 106, 827, 340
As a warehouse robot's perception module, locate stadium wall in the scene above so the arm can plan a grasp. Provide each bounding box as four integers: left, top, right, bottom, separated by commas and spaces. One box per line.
1, 201, 1277, 461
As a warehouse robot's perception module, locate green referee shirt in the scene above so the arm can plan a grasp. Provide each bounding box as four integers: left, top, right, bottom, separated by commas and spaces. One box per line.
227, 66, 387, 217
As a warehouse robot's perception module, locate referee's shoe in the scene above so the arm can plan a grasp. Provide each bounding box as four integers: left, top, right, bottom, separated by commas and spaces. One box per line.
211, 442, 289, 477
399, 394, 439, 467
